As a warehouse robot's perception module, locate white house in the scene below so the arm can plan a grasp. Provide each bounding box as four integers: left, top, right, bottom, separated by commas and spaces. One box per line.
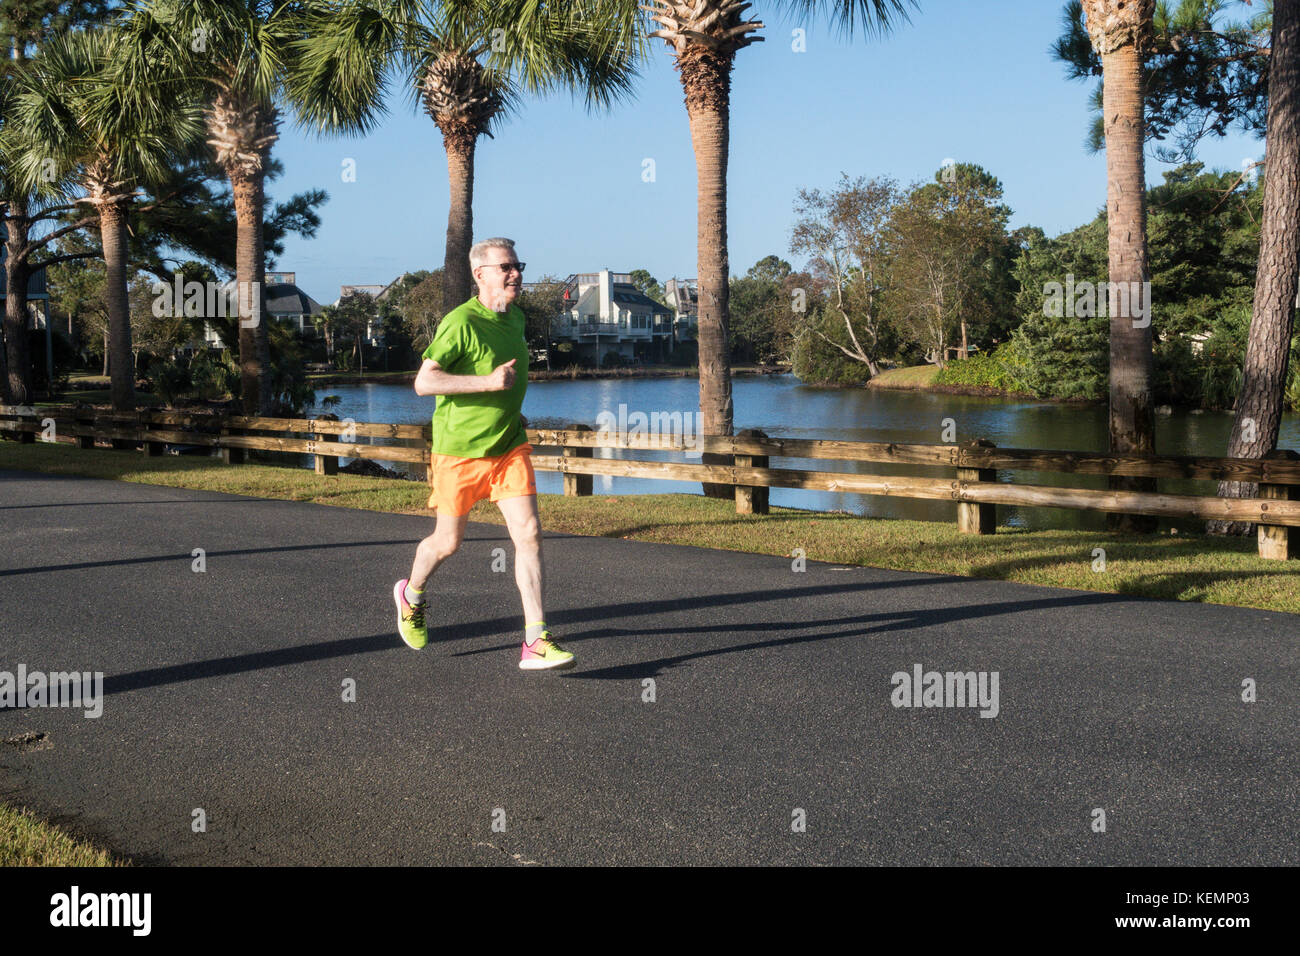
552, 269, 674, 363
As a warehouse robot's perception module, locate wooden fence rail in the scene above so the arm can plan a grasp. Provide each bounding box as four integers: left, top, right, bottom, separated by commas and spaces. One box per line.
2, 404, 1297, 560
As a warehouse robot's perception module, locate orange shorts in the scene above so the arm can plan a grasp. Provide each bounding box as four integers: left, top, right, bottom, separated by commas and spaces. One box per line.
427, 442, 536, 516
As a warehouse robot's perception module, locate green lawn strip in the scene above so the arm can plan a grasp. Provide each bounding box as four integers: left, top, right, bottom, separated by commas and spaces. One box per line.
0, 802, 125, 867
2, 439, 1294, 615
36, 389, 164, 407
869, 365, 941, 388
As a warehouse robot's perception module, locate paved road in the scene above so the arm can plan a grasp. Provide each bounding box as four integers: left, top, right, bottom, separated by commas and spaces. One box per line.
0, 467, 1296, 865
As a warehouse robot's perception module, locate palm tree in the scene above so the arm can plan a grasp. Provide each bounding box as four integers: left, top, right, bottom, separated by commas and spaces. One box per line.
289, 0, 643, 313
643, 0, 915, 495
110, 0, 308, 415
1079, 0, 1158, 532
0, 0, 111, 406
5, 25, 201, 411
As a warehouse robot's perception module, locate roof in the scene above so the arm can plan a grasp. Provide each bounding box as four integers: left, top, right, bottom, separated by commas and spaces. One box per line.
570, 286, 600, 315
612, 286, 671, 314
219, 280, 323, 316
266, 283, 324, 316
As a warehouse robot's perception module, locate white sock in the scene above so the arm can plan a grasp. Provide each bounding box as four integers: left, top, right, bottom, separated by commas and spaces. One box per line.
525, 621, 546, 645
405, 583, 425, 606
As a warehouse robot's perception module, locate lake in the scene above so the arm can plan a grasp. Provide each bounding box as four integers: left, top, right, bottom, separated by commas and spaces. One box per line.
304, 374, 1299, 531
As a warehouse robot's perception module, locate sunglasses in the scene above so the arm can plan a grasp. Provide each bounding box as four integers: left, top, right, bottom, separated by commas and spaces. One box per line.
480, 262, 525, 275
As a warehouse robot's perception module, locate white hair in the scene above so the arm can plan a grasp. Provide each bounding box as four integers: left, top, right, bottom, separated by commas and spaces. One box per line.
469, 237, 516, 271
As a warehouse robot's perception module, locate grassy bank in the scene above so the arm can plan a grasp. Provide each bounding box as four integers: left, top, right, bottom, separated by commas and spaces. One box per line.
868, 365, 940, 389
869, 363, 1043, 400
0, 802, 124, 866
2, 439, 1297, 615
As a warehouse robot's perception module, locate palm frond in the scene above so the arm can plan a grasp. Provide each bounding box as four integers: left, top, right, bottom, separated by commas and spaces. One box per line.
767, 0, 917, 40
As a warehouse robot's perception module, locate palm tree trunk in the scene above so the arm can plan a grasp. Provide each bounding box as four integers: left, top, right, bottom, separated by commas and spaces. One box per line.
682, 49, 736, 498
1100, 36, 1158, 533
0, 306, 8, 404
442, 136, 476, 313
98, 199, 135, 412
1211, 0, 1300, 535
4, 199, 35, 406
230, 171, 270, 415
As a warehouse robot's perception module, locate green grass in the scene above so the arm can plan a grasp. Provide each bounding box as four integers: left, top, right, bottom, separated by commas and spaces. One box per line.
869, 365, 941, 388
36, 389, 164, 408
2, 438, 1297, 615
0, 802, 124, 866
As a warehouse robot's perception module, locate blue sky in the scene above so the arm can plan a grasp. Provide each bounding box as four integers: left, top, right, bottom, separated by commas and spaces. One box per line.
269, 0, 1265, 305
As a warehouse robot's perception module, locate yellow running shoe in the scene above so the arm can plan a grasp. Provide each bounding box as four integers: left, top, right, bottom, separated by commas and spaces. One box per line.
519, 630, 575, 670
393, 579, 428, 650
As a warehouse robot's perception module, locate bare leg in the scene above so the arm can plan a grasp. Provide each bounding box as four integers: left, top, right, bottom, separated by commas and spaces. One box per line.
495, 494, 543, 624
408, 512, 468, 591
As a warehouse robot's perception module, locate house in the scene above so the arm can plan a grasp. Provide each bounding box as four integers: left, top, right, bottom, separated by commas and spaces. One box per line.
552, 269, 674, 363
664, 277, 698, 343
203, 271, 324, 347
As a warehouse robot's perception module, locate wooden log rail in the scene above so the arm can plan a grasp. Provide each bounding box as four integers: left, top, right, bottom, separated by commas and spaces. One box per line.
3, 405, 1299, 559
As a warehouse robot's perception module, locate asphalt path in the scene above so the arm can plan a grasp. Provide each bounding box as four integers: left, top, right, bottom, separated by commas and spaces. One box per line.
0, 468, 1296, 865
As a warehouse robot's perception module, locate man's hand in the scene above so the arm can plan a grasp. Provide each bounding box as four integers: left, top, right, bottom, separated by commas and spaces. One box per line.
482, 358, 517, 392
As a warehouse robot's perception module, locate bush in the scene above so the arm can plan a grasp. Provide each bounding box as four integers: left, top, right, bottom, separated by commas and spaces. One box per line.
190, 349, 239, 401
933, 345, 1026, 391
1153, 335, 1201, 408
1196, 307, 1250, 410
791, 320, 872, 386
668, 340, 697, 366
147, 357, 191, 406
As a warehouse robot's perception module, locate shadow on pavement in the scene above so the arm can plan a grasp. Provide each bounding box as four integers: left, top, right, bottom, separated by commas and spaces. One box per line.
0, 539, 422, 577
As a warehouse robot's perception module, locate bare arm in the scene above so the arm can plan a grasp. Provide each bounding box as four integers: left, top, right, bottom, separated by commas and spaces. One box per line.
413, 358, 516, 396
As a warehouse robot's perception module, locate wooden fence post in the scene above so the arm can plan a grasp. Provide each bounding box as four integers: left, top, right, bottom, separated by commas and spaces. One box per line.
310, 418, 338, 475
957, 438, 997, 535
109, 414, 135, 450
220, 423, 245, 465
1257, 448, 1299, 560
735, 428, 769, 515
76, 407, 95, 449
563, 423, 593, 497
143, 412, 165, 457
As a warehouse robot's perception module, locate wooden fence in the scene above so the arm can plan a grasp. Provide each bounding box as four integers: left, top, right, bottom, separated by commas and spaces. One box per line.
3, 404, 1299, 560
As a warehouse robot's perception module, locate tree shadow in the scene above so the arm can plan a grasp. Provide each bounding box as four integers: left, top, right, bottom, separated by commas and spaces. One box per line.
0, 539, 423, 578
0, 499, 248, 511
4, 632, 403, 703
556, 589, 1131, 680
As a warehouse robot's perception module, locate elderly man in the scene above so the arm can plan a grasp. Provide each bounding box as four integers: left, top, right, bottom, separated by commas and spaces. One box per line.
394, 237, 574, 670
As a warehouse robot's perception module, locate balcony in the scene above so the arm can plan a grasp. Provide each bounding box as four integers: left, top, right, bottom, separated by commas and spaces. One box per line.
576, 322, 620, 335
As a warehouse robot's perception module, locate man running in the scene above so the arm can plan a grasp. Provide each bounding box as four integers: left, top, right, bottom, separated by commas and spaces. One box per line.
394, 237, 574, 670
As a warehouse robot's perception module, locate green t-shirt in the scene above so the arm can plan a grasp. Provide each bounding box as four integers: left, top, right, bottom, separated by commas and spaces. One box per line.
422, 295, 529, 458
